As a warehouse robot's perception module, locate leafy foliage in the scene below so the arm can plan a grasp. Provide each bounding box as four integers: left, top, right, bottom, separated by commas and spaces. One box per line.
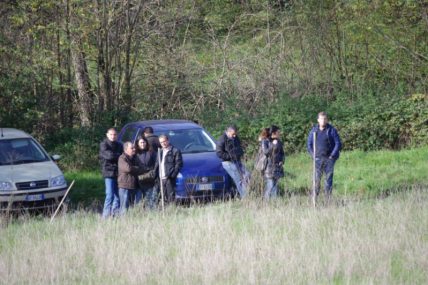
0, 0, 427, 170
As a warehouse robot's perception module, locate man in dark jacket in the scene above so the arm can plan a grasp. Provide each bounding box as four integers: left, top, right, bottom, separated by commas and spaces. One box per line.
99, 128, 123, 218
216, 125, 248, 198
158, 134, 183, 203
307, 112, 342, 200
118, 141, 143, 215
144, 126, 161, 151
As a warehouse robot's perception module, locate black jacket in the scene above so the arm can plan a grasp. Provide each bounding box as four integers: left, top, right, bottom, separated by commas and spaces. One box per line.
263, 139, 285, 179
136, 150, 157, 187
216, 133, 244, 162
99, 139, 123, 178
158, 146, 183, 180
145, 133, 161, 151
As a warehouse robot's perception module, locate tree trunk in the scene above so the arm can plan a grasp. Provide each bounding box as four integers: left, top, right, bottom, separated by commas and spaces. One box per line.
70, 35, 93, 127
95, 0, 113, 115
64, 0, 74, 128
123, 0, 133, 118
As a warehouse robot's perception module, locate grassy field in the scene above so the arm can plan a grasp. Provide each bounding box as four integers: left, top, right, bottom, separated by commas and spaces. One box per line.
0, 147, 427, 284
285, 146, 428, 197
0, 188, 427, 284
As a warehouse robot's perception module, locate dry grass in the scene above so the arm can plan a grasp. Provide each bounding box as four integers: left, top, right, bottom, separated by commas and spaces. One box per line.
0, 188, 427, 284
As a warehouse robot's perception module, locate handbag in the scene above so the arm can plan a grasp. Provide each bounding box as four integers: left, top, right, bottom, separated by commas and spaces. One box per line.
254, 147, 268, 171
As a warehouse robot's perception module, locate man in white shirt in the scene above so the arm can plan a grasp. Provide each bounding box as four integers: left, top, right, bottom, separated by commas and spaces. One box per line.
158, 135, 183, 203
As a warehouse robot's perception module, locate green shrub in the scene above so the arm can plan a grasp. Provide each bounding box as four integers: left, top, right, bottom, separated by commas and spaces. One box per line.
235, 92, 428, 156
43, 127, 107, 171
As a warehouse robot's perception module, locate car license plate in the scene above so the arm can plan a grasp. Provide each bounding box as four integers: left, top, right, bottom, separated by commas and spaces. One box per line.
25, 194, 45, 201
197, 184, 214, 191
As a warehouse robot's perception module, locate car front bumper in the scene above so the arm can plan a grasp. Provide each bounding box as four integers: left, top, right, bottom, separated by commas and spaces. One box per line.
0, 187, 68, 210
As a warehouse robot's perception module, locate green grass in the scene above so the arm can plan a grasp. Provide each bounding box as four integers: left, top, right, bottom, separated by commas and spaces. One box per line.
65, 171, 104, 208
283, 146, 428, 197
64, 146, 428, 206
0, 189, 427, 284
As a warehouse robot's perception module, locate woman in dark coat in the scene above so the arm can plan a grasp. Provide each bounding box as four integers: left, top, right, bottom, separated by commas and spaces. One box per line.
263, 125, 285, 199
134, 136, 158, 208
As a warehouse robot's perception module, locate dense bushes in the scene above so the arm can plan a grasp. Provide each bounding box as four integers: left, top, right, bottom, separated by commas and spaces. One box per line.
43, 127, 107, 171
221, 93, 428, 156
38, 93, 427, 171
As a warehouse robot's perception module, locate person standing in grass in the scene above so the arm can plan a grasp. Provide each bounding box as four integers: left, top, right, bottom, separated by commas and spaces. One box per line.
135, 136, 158, 209
216, 125, 249, 198
263, 125, 285, 199
307, 112, 342, 201
158, 134, 183, 204
144, 126, 161, 151
99, 128, 123, 218
118, 141, 143, 215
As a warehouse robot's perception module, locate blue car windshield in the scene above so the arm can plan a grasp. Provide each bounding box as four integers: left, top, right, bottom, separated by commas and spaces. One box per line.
155, 129, 216, 154
0, 138, 50, 165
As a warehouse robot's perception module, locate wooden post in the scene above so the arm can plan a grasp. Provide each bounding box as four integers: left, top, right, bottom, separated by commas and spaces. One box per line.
312, 132, 317, 207
158, 149, 165, 212
50, 180, 75, 223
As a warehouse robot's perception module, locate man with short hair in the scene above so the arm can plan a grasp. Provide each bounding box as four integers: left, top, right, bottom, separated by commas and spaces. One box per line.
118, 141, 143, 215
144, 126, 161, 151
99, 128, 123, 218
216, 125, 248, 198
158, 134, 183, 203
307, 112, 342, 201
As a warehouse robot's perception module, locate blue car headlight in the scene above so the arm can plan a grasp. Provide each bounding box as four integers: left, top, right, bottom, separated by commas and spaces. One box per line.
50, 175, 66, 187
0, 181, 13, 191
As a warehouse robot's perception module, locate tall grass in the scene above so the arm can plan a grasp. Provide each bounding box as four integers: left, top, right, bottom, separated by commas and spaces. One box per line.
0, 188, 427, 284
1, 147, 425, 284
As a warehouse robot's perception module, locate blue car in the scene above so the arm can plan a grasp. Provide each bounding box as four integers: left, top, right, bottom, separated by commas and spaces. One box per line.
118, 120, 233, 201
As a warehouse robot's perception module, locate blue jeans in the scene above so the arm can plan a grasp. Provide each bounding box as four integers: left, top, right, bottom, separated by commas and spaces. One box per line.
119, 188, 134, 215
264, 178, 278, 200
314, 157, 335, 196
130, 189, 143, 206
102, 178, 120, 218
222, 161, 248, 198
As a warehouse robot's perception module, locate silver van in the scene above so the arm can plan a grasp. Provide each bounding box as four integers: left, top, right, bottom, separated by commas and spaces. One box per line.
0, 128, 67, 211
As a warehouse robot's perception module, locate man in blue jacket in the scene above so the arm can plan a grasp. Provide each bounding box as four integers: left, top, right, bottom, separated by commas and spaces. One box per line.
307, 112, 342, 201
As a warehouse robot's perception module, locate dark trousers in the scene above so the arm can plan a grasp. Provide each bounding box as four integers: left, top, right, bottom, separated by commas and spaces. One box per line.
314, 157, 335, 196
161, 178, 175, 203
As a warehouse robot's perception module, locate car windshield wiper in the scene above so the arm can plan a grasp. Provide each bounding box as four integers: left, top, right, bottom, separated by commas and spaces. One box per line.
185, 150, 213, 154
13, 159, 43, 164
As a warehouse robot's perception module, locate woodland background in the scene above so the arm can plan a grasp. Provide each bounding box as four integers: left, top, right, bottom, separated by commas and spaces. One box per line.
1, 0, 427, 169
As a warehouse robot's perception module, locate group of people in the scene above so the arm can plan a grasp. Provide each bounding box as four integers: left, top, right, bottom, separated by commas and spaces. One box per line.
99, 111, 342, 217
215, 124, 285, 200
214, 111, 342, 202
99, 127, 182, 218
